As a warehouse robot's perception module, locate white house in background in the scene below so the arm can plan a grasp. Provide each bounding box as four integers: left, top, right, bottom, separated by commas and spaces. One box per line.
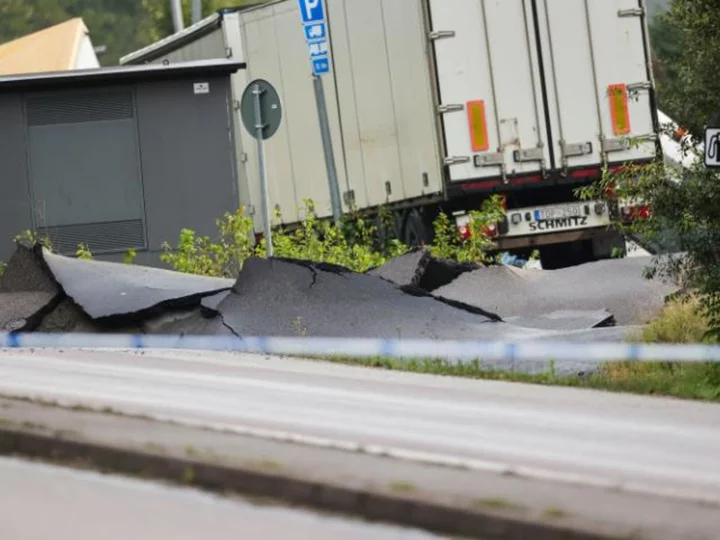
0, 18, 100, 76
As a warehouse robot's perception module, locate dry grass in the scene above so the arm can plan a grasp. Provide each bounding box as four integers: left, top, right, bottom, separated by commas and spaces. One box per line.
636, 295, 714, 344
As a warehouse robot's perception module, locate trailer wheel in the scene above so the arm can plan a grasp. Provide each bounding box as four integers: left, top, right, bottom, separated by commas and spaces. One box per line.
402, 209, 433, 247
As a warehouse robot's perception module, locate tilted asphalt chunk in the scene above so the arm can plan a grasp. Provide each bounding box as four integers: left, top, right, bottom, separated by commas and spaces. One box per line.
0, 245, 58, 295
40, 249, 234, 321
35, 297, 102, 334
504, 310, 616, 331
367, 249, 430, 288
0, 291, 59, 332
216, 258, 548, 341
419, 256, 479, 293
434, 257, 679, 326
368, 249, 478, 292
0, 246, 63, 332
200, 290, 232, 314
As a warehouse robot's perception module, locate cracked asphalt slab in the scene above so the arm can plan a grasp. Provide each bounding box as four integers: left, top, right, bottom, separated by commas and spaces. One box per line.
433, 256, 679, 326
368, 248, 478, 292
42, 248, 234, 320
0, 246, 677, 361
214, 258, 542, 341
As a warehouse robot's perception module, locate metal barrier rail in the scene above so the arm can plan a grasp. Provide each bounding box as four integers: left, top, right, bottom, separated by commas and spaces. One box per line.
1, 333, 720, 363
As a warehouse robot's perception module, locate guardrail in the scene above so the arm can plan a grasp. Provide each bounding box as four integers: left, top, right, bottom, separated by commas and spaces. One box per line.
1, 333, 720, 363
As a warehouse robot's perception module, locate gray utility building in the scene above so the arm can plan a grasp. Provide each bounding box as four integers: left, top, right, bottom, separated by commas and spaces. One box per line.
0, 59, 245, 266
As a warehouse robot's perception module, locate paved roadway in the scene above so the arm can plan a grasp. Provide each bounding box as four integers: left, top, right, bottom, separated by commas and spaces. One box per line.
0, 456, 441, 540
0, 348, 719, 505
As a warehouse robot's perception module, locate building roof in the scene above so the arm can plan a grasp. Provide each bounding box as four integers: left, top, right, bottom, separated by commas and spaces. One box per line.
0, 18, 90, 76
120, 2, 274, 65
0, 59, 247, 93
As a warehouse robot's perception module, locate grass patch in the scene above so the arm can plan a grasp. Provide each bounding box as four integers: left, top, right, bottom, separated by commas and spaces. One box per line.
634, 295, 716, 344
541, 506, 569, 520
474, 497, 526, 512
323, 356, 720, 402
388, 481, 417, 494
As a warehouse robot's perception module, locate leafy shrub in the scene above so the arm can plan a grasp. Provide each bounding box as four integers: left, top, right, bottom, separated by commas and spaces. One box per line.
75, 244, 93, 260
160, 207, 255, 278
161, 197, 505, 277
0, 261, 6, 278
430, 195, 505, 264
261, 200, 408, 273
123, 248, 138, 265
14, 229, 52, 250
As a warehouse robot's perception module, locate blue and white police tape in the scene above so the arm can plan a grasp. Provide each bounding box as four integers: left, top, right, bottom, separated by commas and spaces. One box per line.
2, 332, 720, 364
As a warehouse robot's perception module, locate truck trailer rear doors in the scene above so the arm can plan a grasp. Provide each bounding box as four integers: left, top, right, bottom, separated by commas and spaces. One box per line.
429, 0, 549, 184
536, 0, 656, 171
428, 0, 656, 185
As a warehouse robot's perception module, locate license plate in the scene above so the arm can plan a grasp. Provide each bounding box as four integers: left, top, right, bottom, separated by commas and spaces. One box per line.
534, 205, 583, 221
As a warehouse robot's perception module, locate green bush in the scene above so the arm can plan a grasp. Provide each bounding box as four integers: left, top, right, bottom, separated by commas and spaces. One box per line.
261, 199, 408, 273
0, 261, 6, 278
75, 244, 93, 261
161, 198, 505, 277
160, 207, 256, 278
430, 195, 505, 264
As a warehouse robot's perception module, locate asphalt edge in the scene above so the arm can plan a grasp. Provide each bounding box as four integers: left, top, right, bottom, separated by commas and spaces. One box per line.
0, 426, 618, 540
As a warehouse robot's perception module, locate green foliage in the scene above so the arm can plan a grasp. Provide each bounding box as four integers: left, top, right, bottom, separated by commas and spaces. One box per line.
262, 200, 408, 273
636, 295, 715, 344
324, 354, 720, 402
0, 0, 270, 67
0, 261, 6, 278
579, 0, 720, 338
123, 248, 138, 265
161, 207, 255, 278
14, 230, 52, 250
649, 10, 683, 118
162, 197, 507, 277
75, 243, 93, 260
576, 137, 720, 337
429, 195, 506, 264
650, 0, 720, 135
14, 229, 93, 261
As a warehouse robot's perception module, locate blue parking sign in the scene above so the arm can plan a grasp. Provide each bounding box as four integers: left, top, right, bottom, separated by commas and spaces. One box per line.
308, 39, 329, 58
313, 58, 330, 76
304, 22, 326, 41
298, 0, 325, 24
299, 0, 331, 76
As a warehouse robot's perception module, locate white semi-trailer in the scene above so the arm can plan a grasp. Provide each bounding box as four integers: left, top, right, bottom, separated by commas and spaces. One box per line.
122, 0, 660, 267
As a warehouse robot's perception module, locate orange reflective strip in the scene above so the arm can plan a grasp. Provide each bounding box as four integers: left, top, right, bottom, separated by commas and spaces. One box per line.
608, 84, 631, 135
467, 100, 490, 152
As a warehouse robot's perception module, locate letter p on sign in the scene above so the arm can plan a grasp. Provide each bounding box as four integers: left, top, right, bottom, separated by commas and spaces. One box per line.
299, 0, 324, 23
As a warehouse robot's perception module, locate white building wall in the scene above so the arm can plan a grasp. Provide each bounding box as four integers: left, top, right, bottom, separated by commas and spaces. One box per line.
74, 34, 100, 69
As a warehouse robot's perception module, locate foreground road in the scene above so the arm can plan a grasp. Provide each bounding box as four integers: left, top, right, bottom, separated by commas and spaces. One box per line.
0, 348, 719, 505
0, 456, 440, 540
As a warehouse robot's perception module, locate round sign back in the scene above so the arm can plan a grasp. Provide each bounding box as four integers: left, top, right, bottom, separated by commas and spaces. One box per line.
240, 79, 282, 141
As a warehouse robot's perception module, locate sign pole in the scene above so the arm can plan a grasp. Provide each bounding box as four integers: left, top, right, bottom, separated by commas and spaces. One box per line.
299, 0, 342, 224
313, 75, 342, 224
252, 83, 274, 258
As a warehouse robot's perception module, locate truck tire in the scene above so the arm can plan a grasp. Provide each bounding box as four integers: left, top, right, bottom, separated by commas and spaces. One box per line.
402, 209, 433, 247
